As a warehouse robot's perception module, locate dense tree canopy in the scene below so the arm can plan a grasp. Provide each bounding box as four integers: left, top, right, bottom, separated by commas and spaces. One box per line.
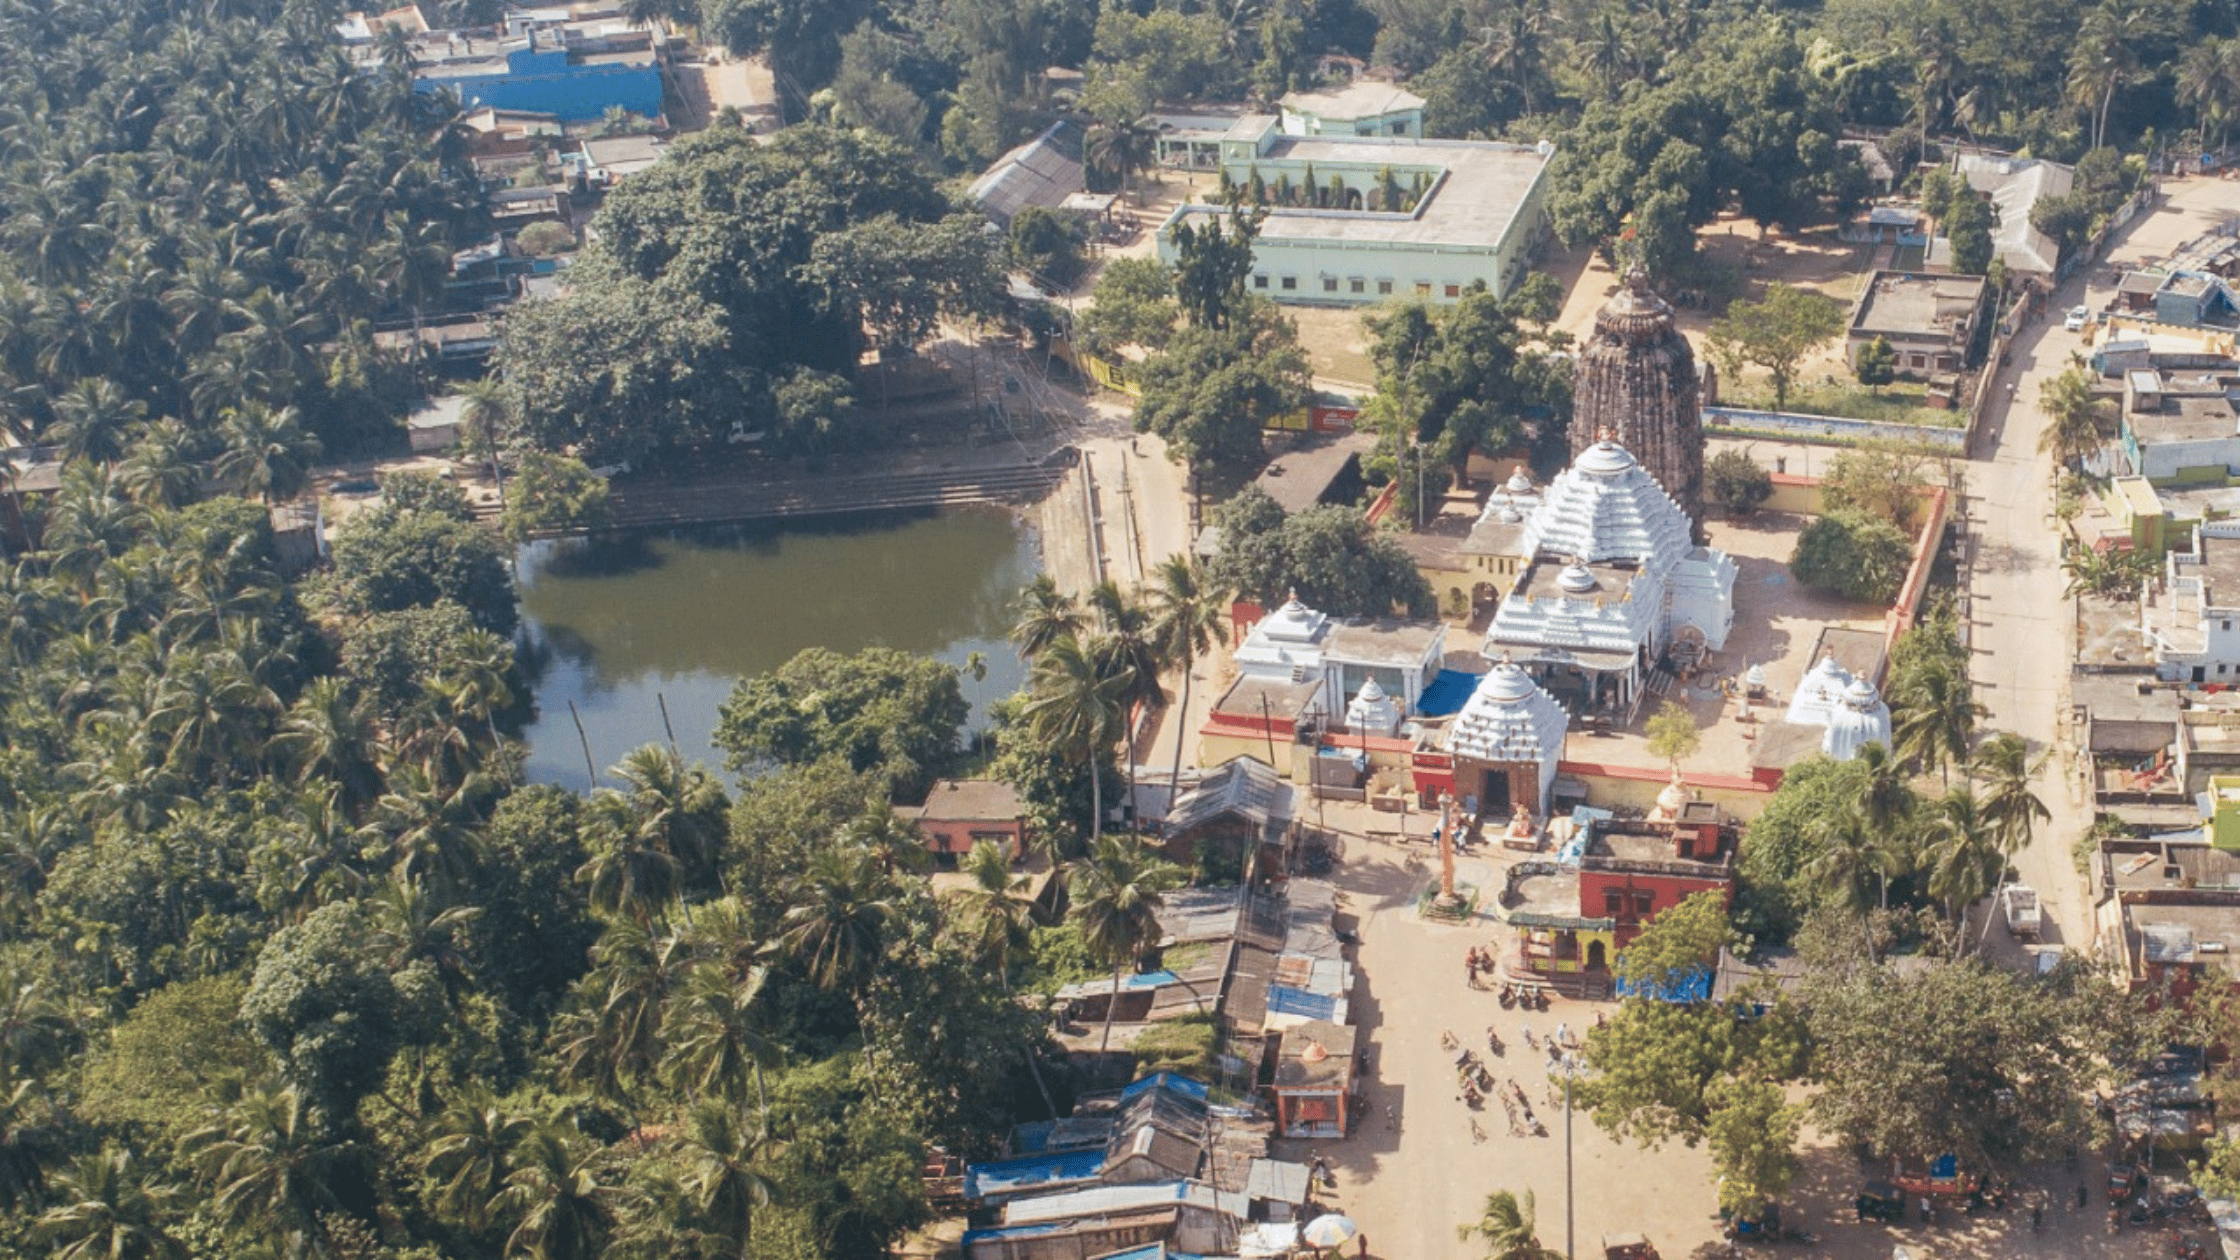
1207, 488, 1437, 618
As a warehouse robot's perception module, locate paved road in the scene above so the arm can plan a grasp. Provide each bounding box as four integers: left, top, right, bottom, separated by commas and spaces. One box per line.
1968, 176, 2240, 964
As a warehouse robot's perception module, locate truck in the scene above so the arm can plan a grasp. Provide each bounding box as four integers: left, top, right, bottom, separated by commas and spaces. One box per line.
2002, 885, 2041, 940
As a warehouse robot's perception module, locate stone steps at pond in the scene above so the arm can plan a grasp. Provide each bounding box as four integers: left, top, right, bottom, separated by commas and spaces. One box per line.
594, 457, 1071, 531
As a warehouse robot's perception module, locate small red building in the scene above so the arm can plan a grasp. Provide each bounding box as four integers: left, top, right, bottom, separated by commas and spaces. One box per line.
1499, 807, 1735, 994
907, 779, 1028, 865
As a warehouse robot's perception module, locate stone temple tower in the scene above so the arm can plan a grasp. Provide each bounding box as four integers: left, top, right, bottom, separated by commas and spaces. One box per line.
1572, 267, 1705, 531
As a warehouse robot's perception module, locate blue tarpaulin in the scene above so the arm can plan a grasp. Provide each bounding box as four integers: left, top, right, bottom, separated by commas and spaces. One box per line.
1416, 669, 1480, 717
1613, 964, 1714, 1004
1267, 986, 1341, 1021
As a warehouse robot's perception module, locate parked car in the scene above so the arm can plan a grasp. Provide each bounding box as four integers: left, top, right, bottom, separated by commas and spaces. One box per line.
2066, 305, 2091, 332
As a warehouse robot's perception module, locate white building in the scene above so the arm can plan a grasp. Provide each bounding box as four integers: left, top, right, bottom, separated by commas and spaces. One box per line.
1442, 659, 1569, 819
1277, 81, 1424, 139
1154, 114, 1553, 306
1481, 438, 1737, 715
1233, 595, 1448, 725
2144, 527, 2240, 684
1785, 652, 1893, 761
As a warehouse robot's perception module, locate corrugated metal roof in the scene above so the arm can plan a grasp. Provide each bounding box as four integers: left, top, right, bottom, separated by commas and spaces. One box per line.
967, 121, 1085, 224
1246, 1159, 1310, 1204
1003, 1180, 1248, 1225
1165, 758, 1294, 839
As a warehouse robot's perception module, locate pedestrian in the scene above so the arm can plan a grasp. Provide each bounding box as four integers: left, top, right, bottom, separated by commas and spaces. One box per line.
1357, 1235, 1369, 1260
2079, 1184, 2089, 1209
1920, 1197, 1932, 1224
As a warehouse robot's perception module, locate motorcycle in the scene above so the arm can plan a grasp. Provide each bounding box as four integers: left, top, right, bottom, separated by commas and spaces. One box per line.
1486, 1027, 1504, 1056
1498, 983, 1516, 1009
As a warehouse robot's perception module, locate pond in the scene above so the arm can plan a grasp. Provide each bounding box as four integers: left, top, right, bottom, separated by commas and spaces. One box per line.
513, 508, 1039, 792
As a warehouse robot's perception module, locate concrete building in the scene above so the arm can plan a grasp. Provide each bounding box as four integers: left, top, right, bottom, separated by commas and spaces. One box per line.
1275, 81, 1425, 139
1573, 270, 1705, 526
412, 24, 665, 124
1497, 812, 1735, 997
2093, 837, 2240, 1006
2142, 528, 2240, 684
2120, 369, 2240, 485
1481, 438, 1737, 716
1847, 271, 1989, 380
1231, 596, 1450, 724
1156, 117, 1553, 306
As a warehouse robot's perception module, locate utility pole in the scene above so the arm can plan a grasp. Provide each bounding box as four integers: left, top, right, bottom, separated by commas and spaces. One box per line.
1561, 1051, 1579, 1260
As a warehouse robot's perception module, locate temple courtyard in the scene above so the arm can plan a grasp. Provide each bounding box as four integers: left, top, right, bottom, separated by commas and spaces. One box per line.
1284, 802, 2174, 1260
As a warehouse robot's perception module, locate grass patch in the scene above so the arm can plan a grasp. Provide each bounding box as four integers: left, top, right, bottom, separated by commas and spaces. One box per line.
1160, 941, 1216, 973
1724, 378, 1963, 429
1131, 1012, 1218, 1081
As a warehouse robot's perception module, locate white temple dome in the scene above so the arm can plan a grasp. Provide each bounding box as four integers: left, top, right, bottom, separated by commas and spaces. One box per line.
1446, 663, 1569, 776
1498, 505, 1524, 523
1557, 563, 1598, 594
1507, 467, 1534, 494
1346, 675, 1401, 737
1822, 676, 1893, 762
1575, 440, 1639, 477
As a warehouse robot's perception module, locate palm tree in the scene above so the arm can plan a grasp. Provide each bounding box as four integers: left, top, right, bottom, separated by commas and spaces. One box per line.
422, 1087, 531, 1237
272, 677, 385, 819
458, 376, 513, 487
661, 961, 778, 1106
945, 839, 1061, 1118
1069, 835, 1184, 1054
187, 1083, 366, 1260
2039, 366, 2104, 469
0, 1075, 64, 1210
1024, 634, 1128, 847
1807, 801, 1908, 915
1458, 1189, 1561, 1260
45, 378, 146, 467
2067, 0, 2148, 150
1889, 659, 1983, 785
213, 403, 320, 503
1147, 554, 1225, 814
579, 792, 681, 927
36, 1148, 187, 1260
1010, 575, 1085, 660
1084, 121, 1158, 202
1921, 787, 2004, 939
1973, 732, 2050, 856
770, 846, 897, 994
677, 1101, 778, 1260
115, 420, 204, 510
610, 744, 728, 896
491, 1124, 614, 1260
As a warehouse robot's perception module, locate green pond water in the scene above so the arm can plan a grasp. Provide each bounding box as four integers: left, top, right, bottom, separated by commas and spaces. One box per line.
514, 508, 1039, 791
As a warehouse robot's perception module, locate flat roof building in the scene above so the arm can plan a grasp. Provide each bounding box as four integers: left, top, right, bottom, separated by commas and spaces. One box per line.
1156, 117, 1554, 306
1847, 270, 1988, 380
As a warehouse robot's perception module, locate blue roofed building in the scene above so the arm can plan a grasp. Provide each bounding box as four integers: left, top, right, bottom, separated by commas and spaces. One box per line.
412, 23, 665, 124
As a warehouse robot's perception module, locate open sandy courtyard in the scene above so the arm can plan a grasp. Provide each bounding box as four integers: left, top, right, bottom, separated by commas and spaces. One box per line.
1290, 809, 2182, 1260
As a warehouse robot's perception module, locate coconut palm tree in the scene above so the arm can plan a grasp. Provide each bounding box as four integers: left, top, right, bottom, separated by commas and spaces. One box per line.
1973, 733, 2050, 856
578, 791, 681, 928
1921, 787, 2004, 940
2039, 366, 2104, 469
1458, 1188, 1561, 1260
609, 744, 728, 895
677, 1101, 778, 1260
1890, 658, 1983, 785
661, 961, 778, 1107
945, 839, 1062, 1117
420, 1086, 530, 1236
187, 1083, 366, 1260
44, 378, 145, 467
1084, 120, 1158, 202
1148, 554, 1225, 813
1024, 634, 1128, 847
272, 677, 385, 819
213, 403, 319, 503
1807, 800, 1908, 915
0, 1075, 64, 1210
1069, 835, 1184, 1054
36, 1148, 187, 1260
491, 1124, 614, 1260
770, 846, 897, 995
1010, 575, 1085, 660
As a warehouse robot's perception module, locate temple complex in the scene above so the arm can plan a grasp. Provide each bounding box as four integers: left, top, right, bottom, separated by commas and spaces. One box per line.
1478, 437, 1737, 719
1573, 268, 1706, 530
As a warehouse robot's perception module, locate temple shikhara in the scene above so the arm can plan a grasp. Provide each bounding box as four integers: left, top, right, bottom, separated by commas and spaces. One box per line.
1572, 267, 1707, 531
1476, 435, 1737, 719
